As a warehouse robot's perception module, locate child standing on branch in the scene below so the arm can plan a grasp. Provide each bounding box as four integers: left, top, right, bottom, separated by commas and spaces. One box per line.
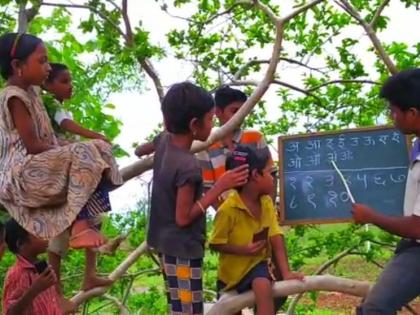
0, 33, 123, 311
138, 82, 248, 315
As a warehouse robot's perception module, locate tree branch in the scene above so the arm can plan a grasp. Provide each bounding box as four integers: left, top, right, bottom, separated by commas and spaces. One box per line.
281, 0, 325, 23
307, 79, 380, 92
233, 57, 325, 80
41, 2, 126, 38
121, 0, 133, 42
370, 0, 391, 28
208, 275, 371, 315
287, 246, 358, 314
335, 0, 398, 74
70, 241, 149, 306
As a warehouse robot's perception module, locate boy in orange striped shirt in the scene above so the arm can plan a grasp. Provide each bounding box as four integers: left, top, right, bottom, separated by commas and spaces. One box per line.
196, 86, 274, 206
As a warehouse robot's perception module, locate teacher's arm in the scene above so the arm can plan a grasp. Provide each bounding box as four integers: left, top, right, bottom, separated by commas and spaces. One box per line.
352, 203, 420, 239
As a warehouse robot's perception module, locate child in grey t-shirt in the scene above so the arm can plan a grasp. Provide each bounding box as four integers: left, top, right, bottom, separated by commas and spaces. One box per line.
136, 82, 248, 314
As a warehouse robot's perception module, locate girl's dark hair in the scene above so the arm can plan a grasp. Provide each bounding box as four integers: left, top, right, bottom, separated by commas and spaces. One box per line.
380, 68, 420, 111
0, 33, 43, 79
161, 82, 214, 134
4, 218, 29, 254
215, 86, 247, 110
46, 63, 68, 82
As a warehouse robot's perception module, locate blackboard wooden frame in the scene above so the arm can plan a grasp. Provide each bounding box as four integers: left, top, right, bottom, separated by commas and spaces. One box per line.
277, 125, 412, 226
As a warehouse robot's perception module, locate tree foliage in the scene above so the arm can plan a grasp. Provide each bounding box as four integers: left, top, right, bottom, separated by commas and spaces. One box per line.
0, 0, 419, 313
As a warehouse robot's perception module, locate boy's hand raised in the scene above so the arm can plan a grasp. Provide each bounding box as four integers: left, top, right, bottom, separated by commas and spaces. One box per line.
215, 164, 249, 192
31, 267, 57, 294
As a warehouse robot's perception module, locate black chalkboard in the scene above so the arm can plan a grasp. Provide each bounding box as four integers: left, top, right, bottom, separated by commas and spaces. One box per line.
278, 126, 411, 225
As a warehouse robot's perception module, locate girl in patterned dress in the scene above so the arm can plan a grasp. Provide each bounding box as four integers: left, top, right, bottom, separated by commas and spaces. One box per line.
0, 33, 124, 311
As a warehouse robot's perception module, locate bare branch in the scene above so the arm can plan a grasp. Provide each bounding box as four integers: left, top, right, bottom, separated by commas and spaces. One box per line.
102, 294, 130, 315
121, 0, 133, 42
281, 0, 325, 23
103, 0, 122, 13
236, 0, 279, 23
233, 57, 325, 80
335, 0, 398, 74
41, 2, 126, 38
288, 246, 358, 314
139, 60, 165, 104
307, 79, 380, 92
208, 275, 371, 315
370, 0, 391, 28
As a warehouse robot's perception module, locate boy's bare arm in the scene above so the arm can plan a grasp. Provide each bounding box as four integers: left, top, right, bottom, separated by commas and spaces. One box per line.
352, 203, 420, 238
135, 142, 154, 157
270, 235, 304, 280
60, 119, 109, 142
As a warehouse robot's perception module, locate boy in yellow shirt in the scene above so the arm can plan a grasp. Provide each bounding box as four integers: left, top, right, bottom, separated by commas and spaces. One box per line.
210, 145, 304, 315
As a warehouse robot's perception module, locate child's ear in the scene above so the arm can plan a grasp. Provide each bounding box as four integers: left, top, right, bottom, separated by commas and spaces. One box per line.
250, 169, 260, 181
189, 117, 199, 133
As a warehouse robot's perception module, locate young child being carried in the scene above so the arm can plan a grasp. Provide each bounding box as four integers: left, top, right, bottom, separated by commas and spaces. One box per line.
136, 82, 249, 315
2, 218, 62, 315
210, 145, 304, 315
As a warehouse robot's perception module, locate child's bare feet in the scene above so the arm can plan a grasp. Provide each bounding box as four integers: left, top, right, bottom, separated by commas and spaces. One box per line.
69, 220, 106, 249
95, 234, 127, 256
58, 295, 76, 314
82, 275, 114, 291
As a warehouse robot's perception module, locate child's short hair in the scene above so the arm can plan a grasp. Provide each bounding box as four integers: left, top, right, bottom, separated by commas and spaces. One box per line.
380, 68, 420, 111
46, 63, 68, 83
4, 219, 29, 254
215, 86, 247, 110
0, 33, 43, 79
162, 81, 214, 134
226, 145, 270, 176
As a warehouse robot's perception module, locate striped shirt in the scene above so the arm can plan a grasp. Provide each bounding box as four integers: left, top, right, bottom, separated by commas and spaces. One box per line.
196, 129, 272, 189
2, 255, 62, 315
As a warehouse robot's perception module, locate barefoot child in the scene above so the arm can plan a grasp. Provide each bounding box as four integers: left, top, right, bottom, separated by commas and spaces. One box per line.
138, 82, 249, 314
3, 219, 61, 315
0, 33, 123, 310
43, 63, 108, 142
210, 145, 304, 315
42, 61, 122, 297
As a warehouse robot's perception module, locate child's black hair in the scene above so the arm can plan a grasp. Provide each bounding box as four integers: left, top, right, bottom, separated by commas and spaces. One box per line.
226, 144, 270, 182
380, 68, 420, 111
4, 218, 29, 254
161, 81, 214, 134
0, 33, 43, 80
215, 86, 247, 110
46, 63, 68, 83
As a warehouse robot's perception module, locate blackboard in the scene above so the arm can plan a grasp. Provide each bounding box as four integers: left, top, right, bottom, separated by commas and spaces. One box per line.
278, 126, 411, 225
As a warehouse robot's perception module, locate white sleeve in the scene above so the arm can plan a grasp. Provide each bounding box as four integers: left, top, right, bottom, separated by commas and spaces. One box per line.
54, 109, 73, 125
